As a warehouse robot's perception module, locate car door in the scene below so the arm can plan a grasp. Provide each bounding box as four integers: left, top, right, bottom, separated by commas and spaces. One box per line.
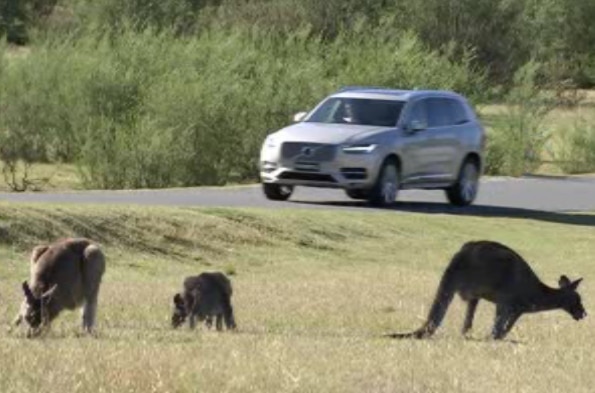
399, 98, 441, 182
425, 98, 466, 179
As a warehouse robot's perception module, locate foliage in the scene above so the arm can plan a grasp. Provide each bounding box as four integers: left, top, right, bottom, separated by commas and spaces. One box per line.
555, 118, 595, 174
2, 0, 595, 188
0, 26, 485, 188
486, 62, 555, 176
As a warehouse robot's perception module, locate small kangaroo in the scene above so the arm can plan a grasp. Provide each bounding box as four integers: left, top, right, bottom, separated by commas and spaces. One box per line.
387, 240, 586, 340
13, 238, 106, 337
171, 272, 236, 331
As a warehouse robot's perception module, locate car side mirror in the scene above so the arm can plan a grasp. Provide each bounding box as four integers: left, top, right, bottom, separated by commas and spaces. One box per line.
293, 112, 308, 122
406, 120, 427, 133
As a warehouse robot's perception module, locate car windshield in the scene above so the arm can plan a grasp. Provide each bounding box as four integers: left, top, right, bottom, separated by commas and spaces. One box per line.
306, 97, 405, 127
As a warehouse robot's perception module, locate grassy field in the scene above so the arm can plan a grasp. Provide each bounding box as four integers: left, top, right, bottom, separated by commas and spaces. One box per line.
0, 203, 594, 392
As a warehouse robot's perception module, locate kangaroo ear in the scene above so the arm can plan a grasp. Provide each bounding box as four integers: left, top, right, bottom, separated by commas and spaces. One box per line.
173, 293, 184, 307
22, 281, 36, 304
569, 278, 583, 291
42, 284, 58, 303
559, 275, 572, 288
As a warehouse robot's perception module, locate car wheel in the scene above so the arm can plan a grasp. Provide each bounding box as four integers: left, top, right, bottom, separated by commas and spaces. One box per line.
368, 159, 399, 207
446, 159, 479, 206
262, 183, 294, 201
345, 189, 369, 200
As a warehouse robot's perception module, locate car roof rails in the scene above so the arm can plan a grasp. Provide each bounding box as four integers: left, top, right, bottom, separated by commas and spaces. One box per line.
335, 86, 389, 93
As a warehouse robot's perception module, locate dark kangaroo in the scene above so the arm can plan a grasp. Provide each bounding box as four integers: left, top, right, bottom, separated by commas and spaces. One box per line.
13, 238, 106, 337
387, 240, 586, 340
171, 272, 236, 331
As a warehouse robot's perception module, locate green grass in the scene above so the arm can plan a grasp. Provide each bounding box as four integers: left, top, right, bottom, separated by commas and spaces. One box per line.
0, 203, 594, 392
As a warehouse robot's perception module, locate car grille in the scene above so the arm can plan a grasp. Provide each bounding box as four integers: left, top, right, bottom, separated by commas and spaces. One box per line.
281, 142, 336, 162
279, 172, 336, 183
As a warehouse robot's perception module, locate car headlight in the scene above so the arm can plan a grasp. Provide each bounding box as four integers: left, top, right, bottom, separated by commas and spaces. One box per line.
264, 136, 277, 149
342, 144, 378, 154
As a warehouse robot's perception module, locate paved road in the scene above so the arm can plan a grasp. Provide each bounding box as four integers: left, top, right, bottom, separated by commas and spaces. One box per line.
0, 176, 594, 215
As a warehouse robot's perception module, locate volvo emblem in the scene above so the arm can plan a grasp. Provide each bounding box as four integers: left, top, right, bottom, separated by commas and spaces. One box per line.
301, 146, 314, 157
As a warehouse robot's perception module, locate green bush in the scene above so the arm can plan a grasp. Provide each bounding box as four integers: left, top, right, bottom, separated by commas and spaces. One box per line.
483, 131, 507, 176
0, 25, 486, 189
0, 42, 88, 162
555, 119, 595, 174
7, 0, 595, 87
486, 62, 554, 176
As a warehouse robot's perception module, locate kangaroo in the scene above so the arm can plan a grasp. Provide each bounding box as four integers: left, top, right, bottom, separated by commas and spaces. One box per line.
171, 271, 236, 331
387, 240, 586, 340
13, 238, 106, 338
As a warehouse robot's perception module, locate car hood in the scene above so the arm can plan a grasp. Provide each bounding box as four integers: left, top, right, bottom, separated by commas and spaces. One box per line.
270, 122, 394, 145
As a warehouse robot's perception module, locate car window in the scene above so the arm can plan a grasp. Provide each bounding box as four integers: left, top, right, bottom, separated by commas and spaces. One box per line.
426, 98, 455, 128
307, 99, 342, 123
408, 99, 429, 126
447, 99, 470, 125
306, 98, 405, 127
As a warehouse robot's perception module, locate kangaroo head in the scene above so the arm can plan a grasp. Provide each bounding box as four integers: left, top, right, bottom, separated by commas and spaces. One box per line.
171, 293, 188, 328
21, 281, 57, 336
558, 275, 587, 321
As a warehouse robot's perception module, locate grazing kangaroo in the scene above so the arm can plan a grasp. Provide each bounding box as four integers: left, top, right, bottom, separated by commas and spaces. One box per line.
13, 238, 106, 337
387, 241, 586, 340
171, 272, 236, 331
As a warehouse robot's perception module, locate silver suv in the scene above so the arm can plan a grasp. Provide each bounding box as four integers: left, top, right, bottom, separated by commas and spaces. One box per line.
259, 87, 485, 207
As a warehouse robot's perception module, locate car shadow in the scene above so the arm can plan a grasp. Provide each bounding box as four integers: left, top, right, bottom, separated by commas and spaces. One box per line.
289, 200, 595, 228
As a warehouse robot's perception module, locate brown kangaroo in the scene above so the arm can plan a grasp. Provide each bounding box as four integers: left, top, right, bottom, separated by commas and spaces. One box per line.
387, 240, 586, 340
13, 238, 106, 337
171, 272, 236, 331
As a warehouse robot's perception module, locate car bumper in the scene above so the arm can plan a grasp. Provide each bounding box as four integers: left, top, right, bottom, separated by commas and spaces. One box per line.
259, 154, 381, 190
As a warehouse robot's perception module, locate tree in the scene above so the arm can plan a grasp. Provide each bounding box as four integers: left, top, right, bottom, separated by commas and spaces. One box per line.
0, 0, 57, 44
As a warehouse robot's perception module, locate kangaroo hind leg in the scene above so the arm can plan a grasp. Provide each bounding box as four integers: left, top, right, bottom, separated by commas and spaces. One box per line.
215, 314, 224, 331
221, 296, 236, 330
81, 244, 106, 334
462, 298, 479, 336
204, 315, 213, 329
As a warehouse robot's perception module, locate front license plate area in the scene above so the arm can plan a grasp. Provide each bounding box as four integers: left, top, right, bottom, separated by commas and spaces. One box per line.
294, 162, 320, 172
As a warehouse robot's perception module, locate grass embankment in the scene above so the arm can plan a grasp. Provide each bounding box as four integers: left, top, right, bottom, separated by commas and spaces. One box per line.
0, 204, 594, 392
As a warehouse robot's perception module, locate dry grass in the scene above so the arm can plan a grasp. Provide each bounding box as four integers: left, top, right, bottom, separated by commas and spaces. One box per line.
0, 163, 82, 192
0, 204, 594, 392
478, 95, 595, 175
478, 99, 595, 134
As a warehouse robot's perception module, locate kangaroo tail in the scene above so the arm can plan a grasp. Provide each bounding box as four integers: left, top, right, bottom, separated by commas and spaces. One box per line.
81, 244, 106, 299
386, 260, 460, 339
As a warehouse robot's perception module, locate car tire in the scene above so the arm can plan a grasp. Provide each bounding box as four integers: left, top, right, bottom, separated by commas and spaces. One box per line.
446, 159, 479, 206
368, 159, 399, 207
345, 189, 369, 200
262, 183, 294, 201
